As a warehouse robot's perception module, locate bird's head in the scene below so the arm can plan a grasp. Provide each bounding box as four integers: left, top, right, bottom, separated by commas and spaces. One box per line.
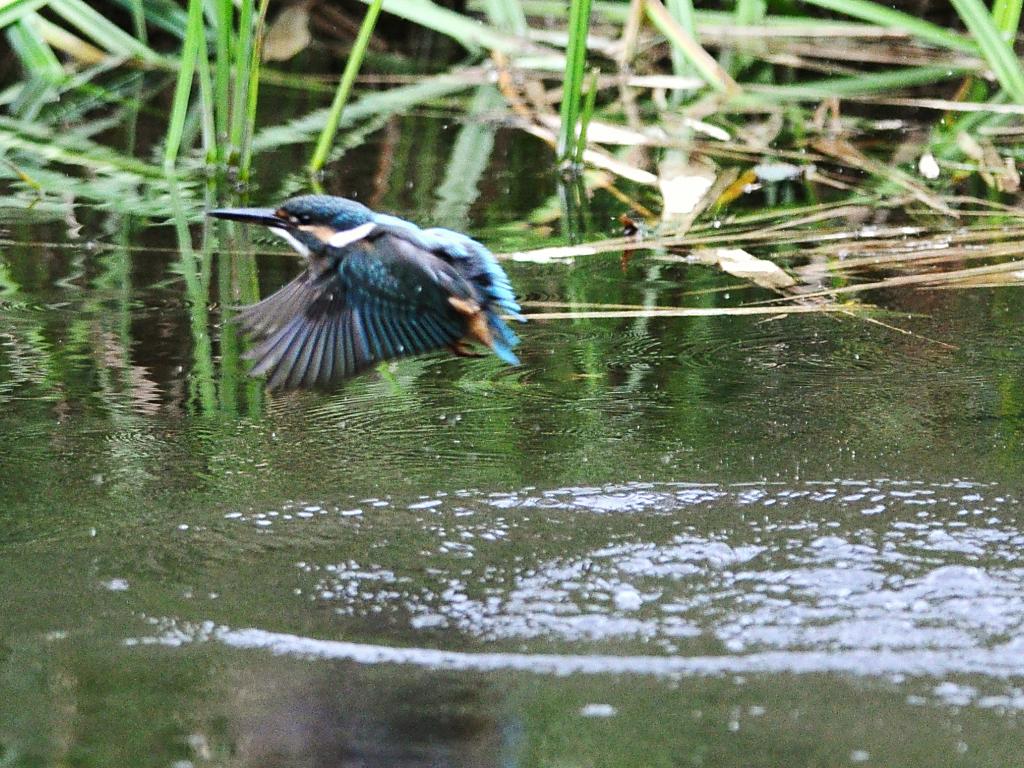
209, 195, 377, 258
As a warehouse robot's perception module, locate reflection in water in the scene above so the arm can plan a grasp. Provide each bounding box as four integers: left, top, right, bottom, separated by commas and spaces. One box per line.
227, 663, 502, 768
0, 643, 507, 768
12, 634, 1024, 768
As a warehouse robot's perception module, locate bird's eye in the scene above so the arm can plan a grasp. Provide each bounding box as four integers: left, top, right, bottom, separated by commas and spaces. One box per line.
279, 209, 309, 226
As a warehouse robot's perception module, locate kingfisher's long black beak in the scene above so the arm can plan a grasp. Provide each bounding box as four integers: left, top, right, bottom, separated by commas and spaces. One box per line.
208, 207, 286, 228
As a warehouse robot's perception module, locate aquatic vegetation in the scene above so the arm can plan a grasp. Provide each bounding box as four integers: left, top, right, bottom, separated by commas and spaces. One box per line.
2, 1, 1022, 186
556, 0, 594, 164
308, 0, 383, 173
3, 0, 1024, 406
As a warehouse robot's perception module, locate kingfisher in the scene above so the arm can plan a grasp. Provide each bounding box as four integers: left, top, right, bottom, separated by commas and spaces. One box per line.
209, 195, 523, 390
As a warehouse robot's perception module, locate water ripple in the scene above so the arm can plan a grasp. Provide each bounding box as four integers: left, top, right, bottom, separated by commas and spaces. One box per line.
129, 618, 1024, 707
215, 479, 1024, 667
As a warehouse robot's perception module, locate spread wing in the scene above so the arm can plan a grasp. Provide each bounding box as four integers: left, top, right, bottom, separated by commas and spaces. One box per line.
234, 233, 474, 389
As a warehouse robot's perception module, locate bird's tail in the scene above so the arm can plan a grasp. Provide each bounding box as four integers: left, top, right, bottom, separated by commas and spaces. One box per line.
487, 311, 521, 366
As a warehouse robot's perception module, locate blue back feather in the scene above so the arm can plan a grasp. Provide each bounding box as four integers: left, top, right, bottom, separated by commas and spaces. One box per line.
367, 213, 524, 365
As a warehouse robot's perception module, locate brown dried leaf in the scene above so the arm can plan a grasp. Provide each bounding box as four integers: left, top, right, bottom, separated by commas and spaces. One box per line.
263, 4, 312, 62
691, 248, 796, 291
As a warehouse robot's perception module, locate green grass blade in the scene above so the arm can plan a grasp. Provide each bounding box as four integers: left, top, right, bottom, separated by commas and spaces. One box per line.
481, 0, 528, 35
664, 0, 696, 76
729, 0, 766, 73
163, 0, 204, 171
557, 0, 592, 163
749, 64, 975, 99
0, 0, 50, 31
213, 0, 231, 150
309, 0, 384, 173
192, 0, 216, 163
49, 0, 163, 64
6, 16, 63, 82
108, 0, 188, 38
735, 0, 766, 25
646, 0, 739, 94
992, 0, 1023, 37
357, 0, 527, 53
665, 0, 696, 35
798, 0, 978, 53
125, 0, 146, 43
573, 67, 599, 165
951, 0, 1024, 103
238, 0, 270, 180
228, 0, 254, 161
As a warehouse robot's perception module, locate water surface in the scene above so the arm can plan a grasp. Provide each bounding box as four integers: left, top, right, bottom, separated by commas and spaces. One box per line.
4, 101, 1024, 766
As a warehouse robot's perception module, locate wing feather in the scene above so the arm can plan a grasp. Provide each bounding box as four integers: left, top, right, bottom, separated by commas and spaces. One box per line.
317, 316, 337, 387
387, 316, 414, 355
247, 315, 302, 377
292, 315, 325, 389
235, 270, 316, 339
234, 232, 500, 388
300, 319, 320, 388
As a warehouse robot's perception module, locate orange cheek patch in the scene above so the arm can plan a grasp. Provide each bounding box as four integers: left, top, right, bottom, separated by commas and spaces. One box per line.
298, 224, 337, 245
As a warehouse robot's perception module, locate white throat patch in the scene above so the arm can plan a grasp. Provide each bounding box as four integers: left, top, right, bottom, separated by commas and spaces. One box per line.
326, 222, 376, 249
269, 227, 311, 258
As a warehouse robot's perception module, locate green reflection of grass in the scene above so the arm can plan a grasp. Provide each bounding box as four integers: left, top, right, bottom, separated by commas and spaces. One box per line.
4, 643, 1024, 768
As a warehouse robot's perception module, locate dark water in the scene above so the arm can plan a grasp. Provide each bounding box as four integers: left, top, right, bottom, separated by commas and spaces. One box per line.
4, 102, 1024, 765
